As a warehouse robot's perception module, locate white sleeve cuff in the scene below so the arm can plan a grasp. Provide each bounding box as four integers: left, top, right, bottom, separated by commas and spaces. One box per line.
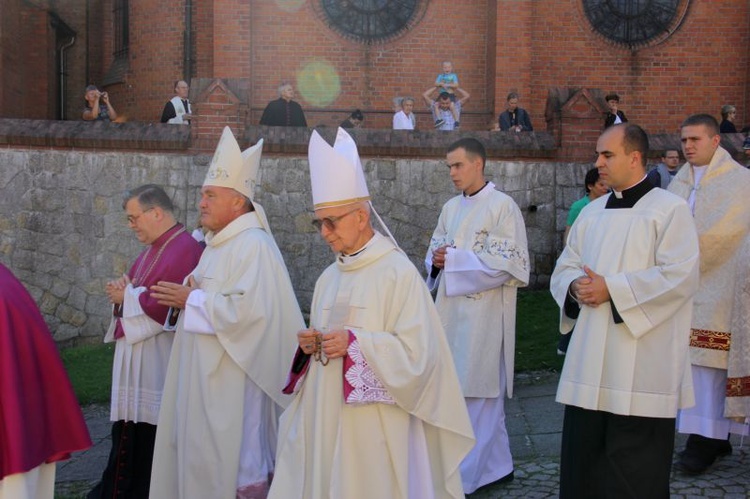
121, 285, 163, 344
183, 289, 216, 335
444, 247, 512, 296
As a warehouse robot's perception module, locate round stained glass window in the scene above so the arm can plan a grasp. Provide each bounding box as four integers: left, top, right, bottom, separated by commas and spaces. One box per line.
582, 0, 689, 49
315, 0, 426, 44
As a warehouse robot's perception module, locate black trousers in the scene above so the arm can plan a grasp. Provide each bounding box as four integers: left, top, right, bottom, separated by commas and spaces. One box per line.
87, 420, 157, 499
559, 405, 675, 499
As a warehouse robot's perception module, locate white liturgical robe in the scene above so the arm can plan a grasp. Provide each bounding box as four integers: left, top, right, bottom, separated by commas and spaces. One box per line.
426, 182, 529, 399
150, 212, 303, 499
269, 232, 474, 499
551, 187, 700, 418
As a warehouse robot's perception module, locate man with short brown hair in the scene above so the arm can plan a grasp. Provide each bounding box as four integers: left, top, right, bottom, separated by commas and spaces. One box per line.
427, 137, 529, 493
669, 113, 750, 474
647, 149, 682, 188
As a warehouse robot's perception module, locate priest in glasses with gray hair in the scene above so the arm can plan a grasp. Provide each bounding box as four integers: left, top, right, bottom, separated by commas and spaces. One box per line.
269, 128, 474, 499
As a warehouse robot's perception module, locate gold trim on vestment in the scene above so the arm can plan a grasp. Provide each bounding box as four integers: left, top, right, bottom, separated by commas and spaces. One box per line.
313, 196, 371, 209
689, 328, 731, 351
727, 376, 750, 397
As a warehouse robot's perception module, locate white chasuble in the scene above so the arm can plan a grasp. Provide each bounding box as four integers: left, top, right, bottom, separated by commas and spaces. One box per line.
150, 212, 303, 499
427, 183, 529, 398
551, 188, 699, 418
668, 146, 750, 370
270, 232, 474, 499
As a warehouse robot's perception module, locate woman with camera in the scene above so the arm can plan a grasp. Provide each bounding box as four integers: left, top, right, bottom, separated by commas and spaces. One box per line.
82, 85, 118, 122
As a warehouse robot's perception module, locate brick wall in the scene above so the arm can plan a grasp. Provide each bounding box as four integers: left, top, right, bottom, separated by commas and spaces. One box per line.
3, 0, 749, 143
1, 0, 51, 119
526, 0, 750, 134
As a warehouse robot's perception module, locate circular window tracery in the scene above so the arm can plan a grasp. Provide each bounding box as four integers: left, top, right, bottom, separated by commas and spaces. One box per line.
315, 0, 425, 44
582, 0, 689, 49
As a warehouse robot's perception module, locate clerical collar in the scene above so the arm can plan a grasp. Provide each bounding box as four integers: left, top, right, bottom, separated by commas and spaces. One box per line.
338, 234, 375, 263
152, 223, 182, 247
464, 181, 489, 198
605, 176, 654, 209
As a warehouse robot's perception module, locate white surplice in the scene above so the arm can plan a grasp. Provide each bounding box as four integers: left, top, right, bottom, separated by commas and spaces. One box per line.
150, 212, 303, 499
0, 463, 55, 499
551, 188, 699, 418
105, 285, 173, 425
425, 181, 529, 492
269, 232, 474, 499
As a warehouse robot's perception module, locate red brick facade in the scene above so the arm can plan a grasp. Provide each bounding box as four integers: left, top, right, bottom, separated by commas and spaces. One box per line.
2, 0, 749, 146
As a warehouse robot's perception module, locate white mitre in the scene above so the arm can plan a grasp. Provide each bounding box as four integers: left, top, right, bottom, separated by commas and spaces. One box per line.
203, 126, 264, 200
308, 127, 370, 209
308, 128, 401, 250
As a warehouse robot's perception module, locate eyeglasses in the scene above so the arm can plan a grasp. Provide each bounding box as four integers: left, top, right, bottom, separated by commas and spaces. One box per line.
311, 208, 359, 232
126, 208, 154, 225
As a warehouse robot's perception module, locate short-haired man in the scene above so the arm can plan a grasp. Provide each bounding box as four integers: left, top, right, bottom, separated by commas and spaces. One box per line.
498, 92, 533, 132
669, 114, 750, 474
269, 128, 474, 498
149, 128, 304, 498
259, 82, 307, 127
552, 123, 700, 497
427, 137, 529, 493
603, 93, 628, 129
647, 149, 682, 188
88, 184, 203, 499
423, 86, 470, 130
160, 80, 192, 124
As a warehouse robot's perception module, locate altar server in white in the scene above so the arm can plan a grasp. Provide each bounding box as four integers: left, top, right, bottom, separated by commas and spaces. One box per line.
268, 128, 474, 499
149, 127, 304, 499
426, 137, 529, 493
551, 123, 699, 498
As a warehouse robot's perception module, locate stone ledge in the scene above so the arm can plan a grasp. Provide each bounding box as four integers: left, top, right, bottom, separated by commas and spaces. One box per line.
0, 119, 191, 151
246, 125, 558, 159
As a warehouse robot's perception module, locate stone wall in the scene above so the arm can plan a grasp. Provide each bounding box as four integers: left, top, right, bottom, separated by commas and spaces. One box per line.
0, 146, 591, 343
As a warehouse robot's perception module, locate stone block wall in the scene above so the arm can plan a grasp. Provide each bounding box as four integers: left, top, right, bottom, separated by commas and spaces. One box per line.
0, 146, 589, 343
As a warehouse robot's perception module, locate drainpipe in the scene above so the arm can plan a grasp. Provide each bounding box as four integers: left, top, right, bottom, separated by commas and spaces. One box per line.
59, 35, 76, 120
184, 0, 193, 82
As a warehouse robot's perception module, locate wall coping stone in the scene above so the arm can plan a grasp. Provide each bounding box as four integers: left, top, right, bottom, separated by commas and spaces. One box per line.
0, 118, 191, 151
0, 118, 747, 161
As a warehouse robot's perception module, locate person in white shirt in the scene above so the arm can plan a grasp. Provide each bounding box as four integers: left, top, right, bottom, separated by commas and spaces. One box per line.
393, 96, 416, 130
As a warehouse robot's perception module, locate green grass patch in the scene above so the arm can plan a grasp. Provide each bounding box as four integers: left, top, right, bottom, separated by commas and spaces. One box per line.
58, 291, 561, 404
60, 342, 114, 406
515, 289, 564, 372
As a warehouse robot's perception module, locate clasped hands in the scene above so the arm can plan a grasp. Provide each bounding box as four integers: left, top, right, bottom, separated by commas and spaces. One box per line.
297, 328, 349, 363
571, 265, 610, 307
105, 274, 131, 305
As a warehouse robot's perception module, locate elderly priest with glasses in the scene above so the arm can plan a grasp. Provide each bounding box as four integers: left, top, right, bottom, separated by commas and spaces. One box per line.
268, 128, 474, 499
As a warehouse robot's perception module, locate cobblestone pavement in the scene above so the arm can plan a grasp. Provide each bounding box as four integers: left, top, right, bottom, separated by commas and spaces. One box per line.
55, 371, 750, 498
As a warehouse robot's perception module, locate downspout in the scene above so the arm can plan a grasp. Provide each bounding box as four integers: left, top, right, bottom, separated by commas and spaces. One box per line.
183, 0, 193, 82
59, 35, 76, 120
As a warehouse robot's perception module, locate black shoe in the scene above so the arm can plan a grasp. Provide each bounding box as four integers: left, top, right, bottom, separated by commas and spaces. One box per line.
676, 435, 732, 474
470, 471, 514, 495
557, 332, 572, 355
434, 119, 445, 128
